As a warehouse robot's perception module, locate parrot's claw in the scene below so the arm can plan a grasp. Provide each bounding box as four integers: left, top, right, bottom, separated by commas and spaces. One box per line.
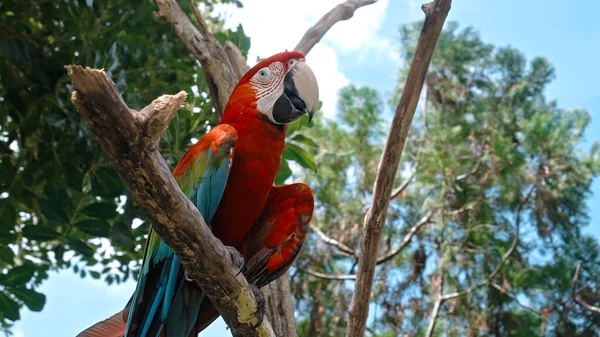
184, 270, 194, 282
225, 245, 245, 275
251, 284, 266, 329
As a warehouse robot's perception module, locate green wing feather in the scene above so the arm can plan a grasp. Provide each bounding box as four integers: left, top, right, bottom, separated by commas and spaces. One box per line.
125, 126, 236, 337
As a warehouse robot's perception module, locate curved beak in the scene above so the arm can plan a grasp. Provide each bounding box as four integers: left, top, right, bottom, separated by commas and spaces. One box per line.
272, 60, 319, 124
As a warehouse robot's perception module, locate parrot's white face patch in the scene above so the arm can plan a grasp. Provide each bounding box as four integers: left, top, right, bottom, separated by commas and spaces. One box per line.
251, 61, 287, 123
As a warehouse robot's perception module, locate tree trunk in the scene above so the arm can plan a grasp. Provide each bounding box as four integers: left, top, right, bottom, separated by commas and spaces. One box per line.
262, 273, 299, 337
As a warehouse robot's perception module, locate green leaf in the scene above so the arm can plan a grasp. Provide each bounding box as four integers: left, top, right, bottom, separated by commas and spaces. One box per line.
90, 166, 124, 198
9, 287, 45, 312
0, 246, 15, 263
75, 219, 111, 237
112, 221, 134, 248
283, 143, 317, 172
67, 238, 95, 257
0, 159, 15, 185
82, 202, 118, 219
0, 291, 19, 321
0, 263, 35, 286
275, 159, 292, 186
0, 202, 17, 234
45, 110, 68, 127
21, 225, 61, 242
286, 114, 310, 135
43, 184, 72, 210
291, 134, 318, 148
89, 271, 101, 279
39, 199, 70, 223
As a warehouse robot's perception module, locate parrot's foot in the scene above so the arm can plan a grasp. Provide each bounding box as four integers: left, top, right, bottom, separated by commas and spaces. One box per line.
225, 245, 245, 275
251, 284, 266, 329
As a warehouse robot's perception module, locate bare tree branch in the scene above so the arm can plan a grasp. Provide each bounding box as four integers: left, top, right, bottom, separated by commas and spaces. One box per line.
425, 272, 444, 337
345, 2, 452, 336
155, 0, 238, 119
302, 269, 358, 281
65, 66, 274, 337
294, 0, 378, 55
443, 200, 479, 218
190, 0, 210, 36
376, 210, 434, 265
390, 166, 417, 200
311, 224, 356, 257
263, 274, 299, 337
572, 262, 600, 314
490, 282, 542, 315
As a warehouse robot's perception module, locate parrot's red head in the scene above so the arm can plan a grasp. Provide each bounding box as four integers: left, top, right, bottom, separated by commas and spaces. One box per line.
222, 51, 319, 125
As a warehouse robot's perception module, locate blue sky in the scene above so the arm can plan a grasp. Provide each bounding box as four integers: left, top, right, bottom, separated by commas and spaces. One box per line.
13, 1, 600, 336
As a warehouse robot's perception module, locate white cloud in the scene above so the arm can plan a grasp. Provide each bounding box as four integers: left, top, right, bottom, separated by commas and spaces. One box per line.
323, 0, 394, 59
305, 44, 349, 117
211, 0, 391, 118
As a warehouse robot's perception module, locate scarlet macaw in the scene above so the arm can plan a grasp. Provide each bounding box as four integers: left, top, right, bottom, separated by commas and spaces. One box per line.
78, 51, 318, 337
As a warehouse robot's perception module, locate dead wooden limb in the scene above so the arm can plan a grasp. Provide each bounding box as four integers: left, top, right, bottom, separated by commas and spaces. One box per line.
345, 2, 452, 336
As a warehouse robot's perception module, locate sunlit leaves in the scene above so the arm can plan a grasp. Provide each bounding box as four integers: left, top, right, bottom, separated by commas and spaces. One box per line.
283, 143, 317, 172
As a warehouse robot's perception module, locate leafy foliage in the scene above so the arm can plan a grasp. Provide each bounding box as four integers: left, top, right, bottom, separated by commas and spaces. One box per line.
0, 0, 304, 331
291, 22, 600, 337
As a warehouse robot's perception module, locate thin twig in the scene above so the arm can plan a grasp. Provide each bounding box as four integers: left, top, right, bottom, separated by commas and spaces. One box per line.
310, 224, 356, 257
390, 166, 417, 200
345, 2, 452, 337
302, 269, 357, 281
442, 200, 479, 218
490, 282, 542, 315
156, 0, 238, 119
425, 256, 445, 337
572, 262, 600, 314
376, 210, 434, 265
190, 0, 210, 36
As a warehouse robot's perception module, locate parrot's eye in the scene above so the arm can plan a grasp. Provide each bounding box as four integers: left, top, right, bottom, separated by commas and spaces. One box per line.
256, 68, 272, 82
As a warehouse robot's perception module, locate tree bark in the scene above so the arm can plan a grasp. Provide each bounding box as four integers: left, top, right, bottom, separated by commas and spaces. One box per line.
262, 274, 299, 337
345, 2, 452, 337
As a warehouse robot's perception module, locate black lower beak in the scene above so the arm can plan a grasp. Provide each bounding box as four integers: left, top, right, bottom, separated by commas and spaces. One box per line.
272, 72, 309, 124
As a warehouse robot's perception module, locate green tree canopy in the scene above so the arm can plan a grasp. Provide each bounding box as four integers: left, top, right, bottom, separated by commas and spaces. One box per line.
291, 21, 600, 337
